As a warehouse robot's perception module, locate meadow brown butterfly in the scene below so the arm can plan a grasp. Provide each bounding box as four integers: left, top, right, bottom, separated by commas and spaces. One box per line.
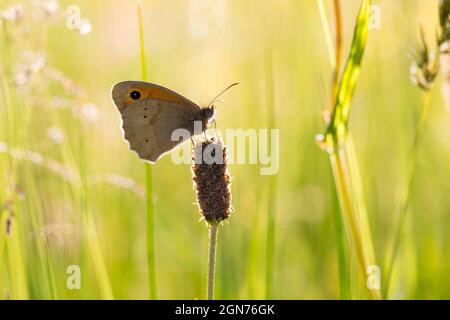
111, 81, 237, 163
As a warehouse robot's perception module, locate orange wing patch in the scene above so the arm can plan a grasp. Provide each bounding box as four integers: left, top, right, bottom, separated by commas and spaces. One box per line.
112, 81, 199, 113
124, 84, 187, 106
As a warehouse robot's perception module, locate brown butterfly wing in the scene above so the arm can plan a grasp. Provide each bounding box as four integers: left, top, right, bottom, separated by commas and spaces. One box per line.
120, 99, 198, 163
111, 81, 200, 113
111, 81, 203, 162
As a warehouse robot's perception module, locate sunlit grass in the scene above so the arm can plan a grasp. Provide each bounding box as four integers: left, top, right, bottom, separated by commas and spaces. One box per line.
0, 0, 449, 300
264, 49, 277, 300
318, 0, 381, 299
136, 0, 157, 300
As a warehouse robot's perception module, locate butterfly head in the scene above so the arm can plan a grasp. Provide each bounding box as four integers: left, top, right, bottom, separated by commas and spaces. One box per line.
200, 106, 215, 130
202, 105, 215, 119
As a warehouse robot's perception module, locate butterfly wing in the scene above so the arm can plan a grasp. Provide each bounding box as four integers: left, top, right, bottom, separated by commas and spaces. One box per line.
111, 81, 201, 163
121, 99, 198, 162
111, 80, 200, 113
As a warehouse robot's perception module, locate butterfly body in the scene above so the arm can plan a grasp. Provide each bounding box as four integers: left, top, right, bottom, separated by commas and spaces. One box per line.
111, 81, 215, 163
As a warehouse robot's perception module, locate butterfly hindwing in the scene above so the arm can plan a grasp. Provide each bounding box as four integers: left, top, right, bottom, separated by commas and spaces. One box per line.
120, 99, 196, 162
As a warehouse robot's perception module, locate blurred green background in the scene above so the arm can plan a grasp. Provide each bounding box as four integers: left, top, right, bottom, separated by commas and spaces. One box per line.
1, 0, 449, 299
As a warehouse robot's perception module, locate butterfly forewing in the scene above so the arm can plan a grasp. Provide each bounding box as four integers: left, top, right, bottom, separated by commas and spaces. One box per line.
111, 81, 200, 113
111, 80, 209, 163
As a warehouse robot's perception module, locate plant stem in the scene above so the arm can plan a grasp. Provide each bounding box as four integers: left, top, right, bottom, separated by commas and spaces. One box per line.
137, 0, 157, 300
330, 182, 350, 300
384, 92, 432, 298
137, 0, 148, 81
317, 0, 336, 69
145, 165, 157, 299
330, 0, 350, 300
330, 147, 381, 300
207, 223, 219, 300
264, 49, 277, 299
320, 0, 379, 299
331, 0, 343, 104
330, 150, 366, 274
318, 0, 351, 299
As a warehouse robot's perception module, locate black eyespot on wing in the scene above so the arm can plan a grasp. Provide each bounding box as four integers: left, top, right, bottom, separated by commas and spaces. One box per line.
130, 90, 141, 100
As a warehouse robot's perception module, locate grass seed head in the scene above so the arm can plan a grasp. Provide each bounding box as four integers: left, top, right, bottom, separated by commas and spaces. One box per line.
439, 0, 450, 50
192, 137, 233, 225
410, 29, 439, 91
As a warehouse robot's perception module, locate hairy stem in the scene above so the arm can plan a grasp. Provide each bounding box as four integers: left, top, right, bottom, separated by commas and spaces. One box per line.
207, 223, 219, 300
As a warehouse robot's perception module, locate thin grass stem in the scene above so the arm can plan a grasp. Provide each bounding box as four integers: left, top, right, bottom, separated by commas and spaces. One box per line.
317, 0, 336, 69
384, 92, 432, 298
136, 0, 157, 300
318, 0, 351, 299
207, 223, 219, 300
332, 0, 343, 104
320, 0, 381, 299
264, 50, 277, 300
331, 0, 351, 300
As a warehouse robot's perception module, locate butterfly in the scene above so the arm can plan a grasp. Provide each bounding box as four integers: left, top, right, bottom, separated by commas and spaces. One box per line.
111, 81, 237, 163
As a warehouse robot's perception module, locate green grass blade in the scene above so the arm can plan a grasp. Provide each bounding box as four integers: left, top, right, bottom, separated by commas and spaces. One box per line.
383, 91, 432, 298
329, 168, 350, 299
317, 0, 351, 299
137, 0, 157, 300
83, 212, 114, 299
323, 0, 371, 150
316, 0, 336, 69
6, 204, 29, 299
319, 0, 381, 299
264, 50, 277, 299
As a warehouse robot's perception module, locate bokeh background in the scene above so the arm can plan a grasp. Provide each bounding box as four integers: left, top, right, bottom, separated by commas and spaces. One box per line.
1, 0, 449, 299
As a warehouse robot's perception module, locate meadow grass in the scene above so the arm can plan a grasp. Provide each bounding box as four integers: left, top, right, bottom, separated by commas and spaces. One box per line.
316, 0, 350, 300
264, 49, 277, 300
136, 0, 157, 300
318, 0, 381, 299
384, 1, 447, 297
0, 0, 449, 300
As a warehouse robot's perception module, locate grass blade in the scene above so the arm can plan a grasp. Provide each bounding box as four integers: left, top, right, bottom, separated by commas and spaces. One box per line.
318, 0, 351, 299
323, 0, 371, 149
318, 0, 381, 299
383, 91, 432, 298
136, 0, 157, 300
264, 49, 277, 300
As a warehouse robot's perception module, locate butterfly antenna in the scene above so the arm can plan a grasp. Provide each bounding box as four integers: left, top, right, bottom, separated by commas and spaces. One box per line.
207, 82, 239, 108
